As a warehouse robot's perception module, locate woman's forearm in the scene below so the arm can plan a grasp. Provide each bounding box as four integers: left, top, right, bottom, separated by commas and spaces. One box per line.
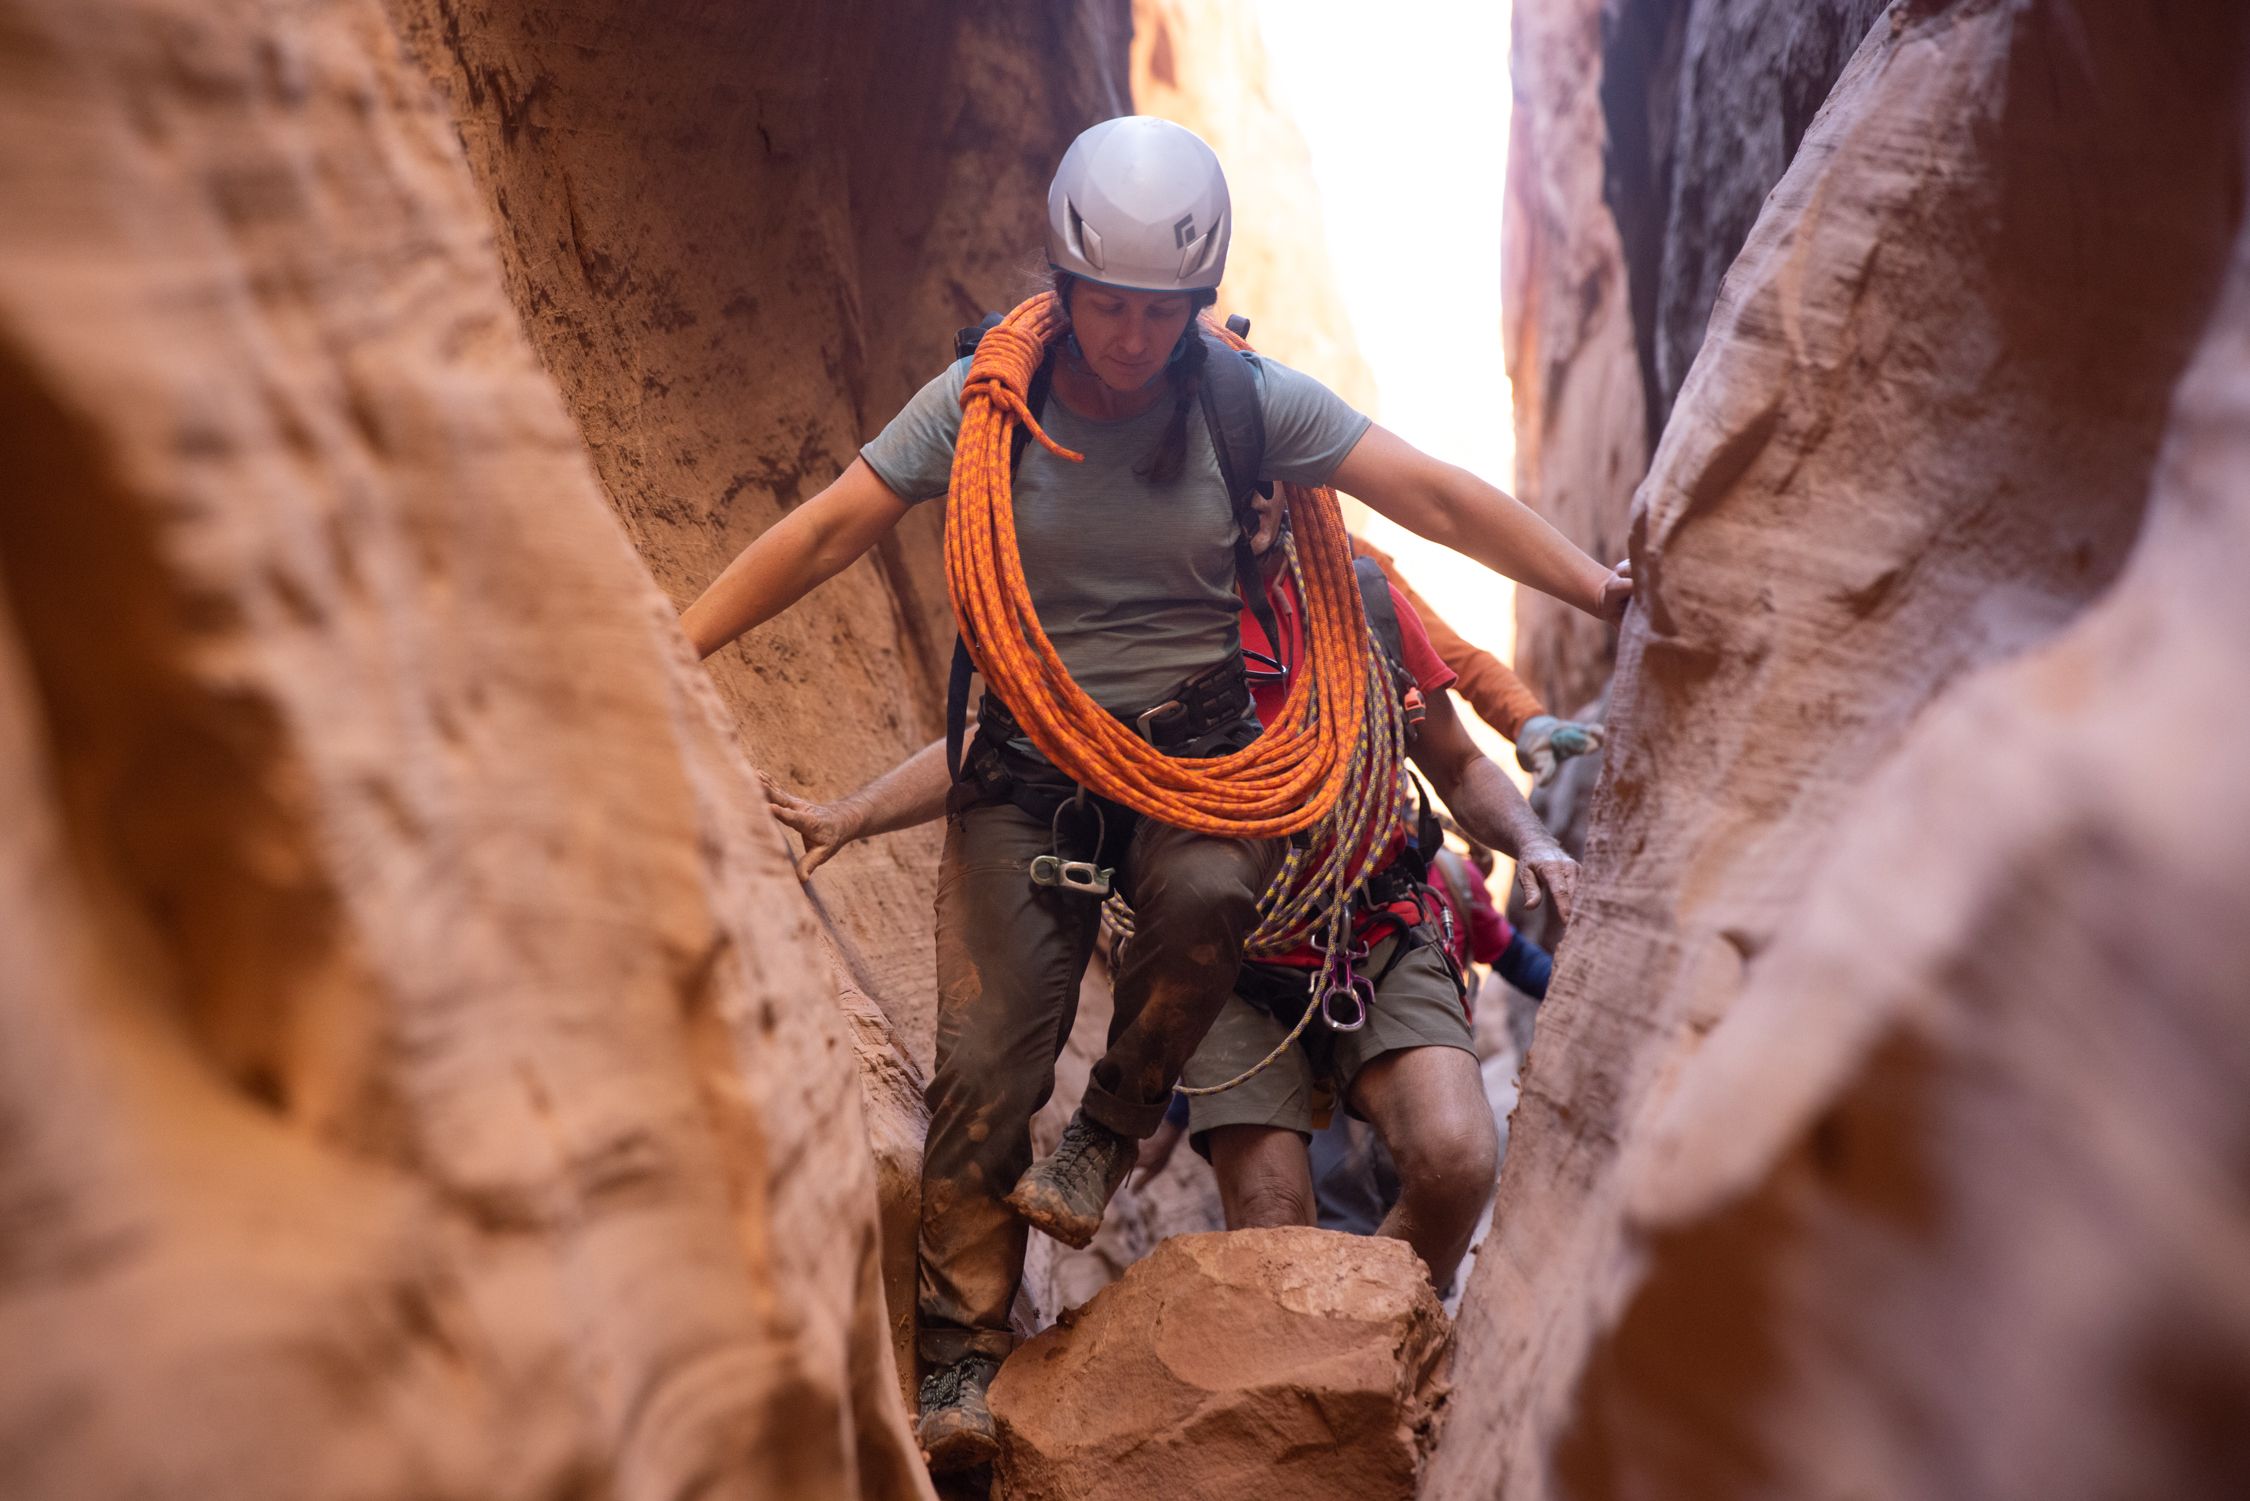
680, 507, 828, 658
1429, 467, 1613, 616
680, 458, 914, 659
1333, 426, 1614, 616
836, 735, 956, 842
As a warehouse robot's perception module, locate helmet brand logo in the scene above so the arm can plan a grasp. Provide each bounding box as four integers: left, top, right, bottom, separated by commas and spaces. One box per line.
1172, 214, 1196, 249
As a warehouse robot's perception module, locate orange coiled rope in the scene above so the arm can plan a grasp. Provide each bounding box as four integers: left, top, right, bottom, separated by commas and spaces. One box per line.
945, 292, 1372, 841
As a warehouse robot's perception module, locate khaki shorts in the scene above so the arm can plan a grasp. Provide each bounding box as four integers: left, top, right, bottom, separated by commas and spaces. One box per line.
1181, 932, 1473, 1139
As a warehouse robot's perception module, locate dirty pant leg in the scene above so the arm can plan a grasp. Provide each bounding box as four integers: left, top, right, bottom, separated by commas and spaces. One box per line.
1083, 819, 1283, 1139
918, 802, 1098, 1366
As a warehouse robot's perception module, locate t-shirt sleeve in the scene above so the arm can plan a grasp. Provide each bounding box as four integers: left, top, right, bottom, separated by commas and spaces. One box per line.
1388, 586, 1459, 697
1250, 355, 1374, 487
859, 358, 970, 503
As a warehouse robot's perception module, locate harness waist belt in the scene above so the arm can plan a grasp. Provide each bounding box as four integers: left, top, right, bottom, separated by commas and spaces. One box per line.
978, 656, 1253, 755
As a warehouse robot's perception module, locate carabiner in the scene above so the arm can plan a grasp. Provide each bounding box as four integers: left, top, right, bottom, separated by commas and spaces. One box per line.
1319, 975, 1374, 1032
1033, 791, 1113, 898
1029, 854, 1114, 898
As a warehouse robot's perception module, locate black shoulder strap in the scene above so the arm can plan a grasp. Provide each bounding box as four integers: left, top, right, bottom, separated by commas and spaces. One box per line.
946, 636, 975, 784
947, 325, 1056, 782
1196, 330, 1268, 518
1354, 554, 1409, 681
954, 312, 1004, 362
1198, 328, 1281, 673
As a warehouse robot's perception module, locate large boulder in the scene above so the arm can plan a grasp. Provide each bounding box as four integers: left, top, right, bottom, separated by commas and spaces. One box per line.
991, 1228, 1448, 1501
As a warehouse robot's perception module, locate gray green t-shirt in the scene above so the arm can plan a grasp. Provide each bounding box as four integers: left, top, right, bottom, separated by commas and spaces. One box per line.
860, 351, 1371, 717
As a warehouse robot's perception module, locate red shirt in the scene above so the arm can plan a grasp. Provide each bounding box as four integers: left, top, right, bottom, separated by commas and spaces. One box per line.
1240, 568, 1457, 966
1428, 847, 1512, 969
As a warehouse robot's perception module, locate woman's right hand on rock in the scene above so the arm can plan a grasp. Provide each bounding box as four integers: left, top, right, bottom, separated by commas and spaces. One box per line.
1593, 557, 1634, 623
761, 772, 859, 879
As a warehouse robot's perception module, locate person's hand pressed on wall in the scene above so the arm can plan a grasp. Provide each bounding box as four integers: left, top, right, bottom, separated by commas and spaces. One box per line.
761, 772, 862, 879
1513, 839, 1580, 926
1593, 557, 1633, 623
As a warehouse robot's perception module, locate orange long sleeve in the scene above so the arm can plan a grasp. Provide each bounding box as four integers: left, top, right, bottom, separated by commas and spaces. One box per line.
1350, 534, 1549, 743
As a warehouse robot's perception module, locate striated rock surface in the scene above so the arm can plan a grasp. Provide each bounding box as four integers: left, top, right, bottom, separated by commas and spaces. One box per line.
1502, 0, 1648, 714
992, 1229, 1448, 1501
0, 0, 985, 1494
1601, 0, 1889, 440
390, 0, 1135, 1075
1432, 2, 2250, 1497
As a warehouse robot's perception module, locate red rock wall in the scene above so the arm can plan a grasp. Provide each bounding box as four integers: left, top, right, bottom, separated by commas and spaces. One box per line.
388, 0, 1134, 1074
0, 0, 1131, 1493
1501, 0, 1648, 715
1507, 0, 1888, 716
1431, 3, 2250, 1496
385, 0, 1137, 1402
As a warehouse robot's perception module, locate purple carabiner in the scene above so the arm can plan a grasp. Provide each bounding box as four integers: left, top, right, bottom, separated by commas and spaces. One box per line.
1319, 974, 1374, 1032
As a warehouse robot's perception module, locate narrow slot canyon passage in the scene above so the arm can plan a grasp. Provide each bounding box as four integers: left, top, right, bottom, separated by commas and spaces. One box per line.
0, 2, 2245, 1500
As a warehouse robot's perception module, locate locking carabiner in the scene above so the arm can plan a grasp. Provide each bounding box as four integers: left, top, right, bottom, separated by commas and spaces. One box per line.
1318, 974, 1374, 1032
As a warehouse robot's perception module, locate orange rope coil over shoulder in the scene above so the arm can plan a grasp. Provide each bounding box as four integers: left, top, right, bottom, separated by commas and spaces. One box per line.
946, 292, 1370, 840
947, 295, 1412, 1013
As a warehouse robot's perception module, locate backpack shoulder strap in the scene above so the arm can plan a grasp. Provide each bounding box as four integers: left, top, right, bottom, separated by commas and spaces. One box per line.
1353, 554, 1408, 675
1196, 329, 1268, 516
1198, 328, 1281, 668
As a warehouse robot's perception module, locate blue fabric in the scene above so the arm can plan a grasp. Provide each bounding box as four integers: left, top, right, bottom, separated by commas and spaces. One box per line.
1497, 930, 1553, 1001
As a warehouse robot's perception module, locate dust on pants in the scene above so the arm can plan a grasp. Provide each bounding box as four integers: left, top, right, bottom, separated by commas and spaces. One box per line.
917, 798, 1279, 1365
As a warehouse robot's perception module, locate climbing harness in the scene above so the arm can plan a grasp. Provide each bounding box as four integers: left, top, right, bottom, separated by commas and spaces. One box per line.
944, 294, 1413, 1097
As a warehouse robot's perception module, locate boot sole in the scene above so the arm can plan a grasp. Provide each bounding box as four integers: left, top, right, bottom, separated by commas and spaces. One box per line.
1004, 1180, 1102, 1249
919, 1416, 1000, 1475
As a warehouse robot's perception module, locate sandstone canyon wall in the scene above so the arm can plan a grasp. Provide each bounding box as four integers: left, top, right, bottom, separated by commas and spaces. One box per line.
386, 0, 1142, 1397
1506, 0, 1890, 716
1501, 0, 1650, 716
387, 0, 1135, 1077
1434, 2, 2250, 1497
0, 0, 1132, 1496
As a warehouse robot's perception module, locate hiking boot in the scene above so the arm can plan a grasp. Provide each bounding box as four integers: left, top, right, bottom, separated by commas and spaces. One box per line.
1005, 1109, 1136, 1249
916, 1352, 1003, 1474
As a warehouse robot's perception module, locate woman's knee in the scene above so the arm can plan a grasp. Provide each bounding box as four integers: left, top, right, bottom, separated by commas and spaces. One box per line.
1133, 839, 1268, 934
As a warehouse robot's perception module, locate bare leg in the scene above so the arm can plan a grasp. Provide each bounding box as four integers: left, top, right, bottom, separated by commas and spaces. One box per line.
1206, 1124, 1317, 1229
1346, 1046, 1498, 1289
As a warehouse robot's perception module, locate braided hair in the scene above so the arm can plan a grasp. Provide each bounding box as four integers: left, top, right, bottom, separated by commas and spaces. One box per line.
1052, 270, 1219, 486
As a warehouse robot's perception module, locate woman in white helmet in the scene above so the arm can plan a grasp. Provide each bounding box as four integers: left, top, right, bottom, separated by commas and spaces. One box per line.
681, 115, 1628, 1471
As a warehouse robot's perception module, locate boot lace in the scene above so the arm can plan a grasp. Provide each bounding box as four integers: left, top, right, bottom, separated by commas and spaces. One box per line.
920, 1354, 999, 1411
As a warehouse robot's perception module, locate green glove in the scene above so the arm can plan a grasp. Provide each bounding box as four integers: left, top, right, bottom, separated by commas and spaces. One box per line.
1515, 715, 1606, 788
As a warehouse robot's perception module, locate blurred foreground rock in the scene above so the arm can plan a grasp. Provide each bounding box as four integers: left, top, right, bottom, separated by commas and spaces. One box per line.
990, 1229, 1447, 1501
